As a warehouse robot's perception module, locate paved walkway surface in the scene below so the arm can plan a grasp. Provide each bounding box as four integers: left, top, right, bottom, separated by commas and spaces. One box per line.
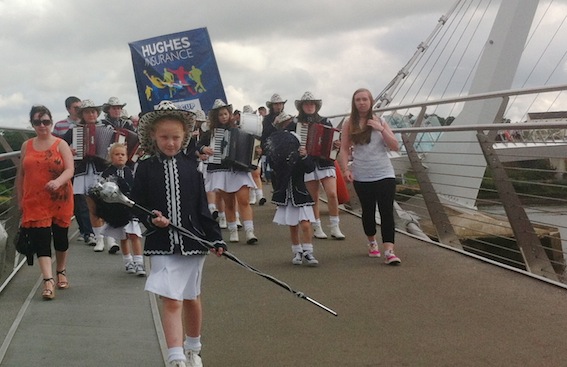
2, 193, 567, 366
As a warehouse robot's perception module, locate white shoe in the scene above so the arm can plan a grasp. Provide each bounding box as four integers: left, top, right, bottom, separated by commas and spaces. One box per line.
229, 229, 239, 242
86, 234, 97, 246
125, 261, 136, 274
292, 252, 303, 265
245, 229, 258, 244
249, 190, 256, 205
313, 223, 328, 239
134, 262, 146, 276
93, 236, 105, 252
106, 236, 120, 253
303, 252, 319, 266
330, 224, 346, 240
184, 350, 203, 367
218, 216, 227, 229
168, 360, 187, 367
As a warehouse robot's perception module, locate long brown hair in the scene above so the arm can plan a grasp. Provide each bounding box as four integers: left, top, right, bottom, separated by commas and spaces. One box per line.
208, 106, 235, 129
348, 88, 374, 145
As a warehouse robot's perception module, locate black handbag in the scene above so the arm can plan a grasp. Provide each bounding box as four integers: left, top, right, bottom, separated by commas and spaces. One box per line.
14, 227, 34, 266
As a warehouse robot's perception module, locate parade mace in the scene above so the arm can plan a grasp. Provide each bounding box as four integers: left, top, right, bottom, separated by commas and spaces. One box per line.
91, 181, 338, 317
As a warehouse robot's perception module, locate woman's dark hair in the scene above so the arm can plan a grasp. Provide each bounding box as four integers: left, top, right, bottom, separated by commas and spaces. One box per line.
208, 106, 235, 129
349, 88, 374, 145
29, 105, 52, 123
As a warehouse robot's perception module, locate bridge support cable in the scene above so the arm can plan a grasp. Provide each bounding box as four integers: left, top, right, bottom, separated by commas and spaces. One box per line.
373, 0, 464, 110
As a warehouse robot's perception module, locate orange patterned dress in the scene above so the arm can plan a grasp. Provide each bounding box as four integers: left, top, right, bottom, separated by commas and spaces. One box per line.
21, 138, 74, 228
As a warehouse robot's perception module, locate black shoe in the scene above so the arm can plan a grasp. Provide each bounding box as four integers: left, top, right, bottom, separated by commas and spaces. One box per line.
258, 198, 267, 206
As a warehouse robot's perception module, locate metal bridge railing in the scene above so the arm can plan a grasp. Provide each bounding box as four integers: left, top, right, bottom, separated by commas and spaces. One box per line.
0, 129, 36, 291
2, 85, 567, 289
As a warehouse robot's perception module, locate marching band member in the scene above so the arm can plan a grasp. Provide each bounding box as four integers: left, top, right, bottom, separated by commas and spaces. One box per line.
193, 109, 224, 225
265, 112, 319, 266
198, 99, 259, 244
295, 91, 346, 240
63, 99, 111, 251
101, 96, 136, 131
260, 93, 287, 186
131, 101, 226, 367
242, 104, 266, 206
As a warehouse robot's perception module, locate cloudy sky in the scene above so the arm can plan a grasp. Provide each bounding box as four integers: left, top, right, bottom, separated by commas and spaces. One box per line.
1, 0, 566, 129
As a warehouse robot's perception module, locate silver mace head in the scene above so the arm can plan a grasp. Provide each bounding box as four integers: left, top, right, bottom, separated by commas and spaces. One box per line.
93, 181, 135, 207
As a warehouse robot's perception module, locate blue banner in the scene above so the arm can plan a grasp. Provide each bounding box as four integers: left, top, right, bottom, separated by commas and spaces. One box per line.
129, 28, 226, 114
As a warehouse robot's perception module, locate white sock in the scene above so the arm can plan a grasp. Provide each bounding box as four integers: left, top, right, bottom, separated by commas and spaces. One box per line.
133, 255, 143, 265
167, 347, 186, 363
122, 254, 133, 266
291, 244, 303, 254
208, 204, 217, 212
227, 222, 238, 231
184, 335, 202, 353
302, 243, 314, 254
329, 216, 340, 225
255, 188, 264, 199
93, 226, 104, 237
243, 220, 254, 232
218, 212, 226, 220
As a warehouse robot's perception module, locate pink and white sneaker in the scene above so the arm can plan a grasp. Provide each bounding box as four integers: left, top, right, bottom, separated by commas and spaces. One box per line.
368, 243, 381, 258
384, 252, 401, 265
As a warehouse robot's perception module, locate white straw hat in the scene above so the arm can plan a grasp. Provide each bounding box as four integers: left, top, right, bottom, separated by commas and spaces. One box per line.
138, 101, 196, 155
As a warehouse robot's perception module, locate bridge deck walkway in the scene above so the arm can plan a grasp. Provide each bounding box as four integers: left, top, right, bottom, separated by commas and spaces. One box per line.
1, 195, 567, 366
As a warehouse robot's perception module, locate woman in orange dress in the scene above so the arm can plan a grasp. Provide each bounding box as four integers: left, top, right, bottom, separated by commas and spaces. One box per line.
15, 105, 75, 300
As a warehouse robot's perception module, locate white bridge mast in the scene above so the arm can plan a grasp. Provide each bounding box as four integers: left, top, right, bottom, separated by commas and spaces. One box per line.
422, 0, 540, 209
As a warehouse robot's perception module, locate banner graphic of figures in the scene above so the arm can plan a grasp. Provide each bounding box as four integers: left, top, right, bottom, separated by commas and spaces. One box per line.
129, 27, 226, 113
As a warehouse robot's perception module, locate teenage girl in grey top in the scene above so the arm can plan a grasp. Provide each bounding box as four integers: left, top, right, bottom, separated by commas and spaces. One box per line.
339, 88, 401, 265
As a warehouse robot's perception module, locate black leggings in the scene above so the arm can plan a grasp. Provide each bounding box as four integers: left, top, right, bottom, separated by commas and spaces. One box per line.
27, 224, 69, 258
353, 178, 396, 243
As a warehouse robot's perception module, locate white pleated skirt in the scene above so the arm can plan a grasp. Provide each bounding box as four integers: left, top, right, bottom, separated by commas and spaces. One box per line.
304, 166, 336, 182
273, 203, 316, 226
145, 254, 206, 301
103, 220, 143, 240
198, 161, 207, 179
73, 166, 100, 195
205, 170, 257, 193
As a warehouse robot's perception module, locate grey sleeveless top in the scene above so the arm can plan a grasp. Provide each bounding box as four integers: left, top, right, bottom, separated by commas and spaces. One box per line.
351, 129, 395, 182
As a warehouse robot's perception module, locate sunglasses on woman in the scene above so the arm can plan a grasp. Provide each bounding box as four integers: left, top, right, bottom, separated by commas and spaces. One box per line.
31, 119, 52, 127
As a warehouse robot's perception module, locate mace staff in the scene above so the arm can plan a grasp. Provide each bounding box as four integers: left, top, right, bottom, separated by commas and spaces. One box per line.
90, 181, 338, 317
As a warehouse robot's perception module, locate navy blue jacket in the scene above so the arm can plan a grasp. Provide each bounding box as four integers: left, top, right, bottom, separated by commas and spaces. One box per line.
131, 150, 225, 256
267, 130, 316, 207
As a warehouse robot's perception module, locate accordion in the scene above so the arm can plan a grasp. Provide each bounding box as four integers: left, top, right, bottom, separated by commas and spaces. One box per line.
296, 123, 341, 160
114, 128, 141, 162
209, 128, 256, 170
72, 124, 116, 161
